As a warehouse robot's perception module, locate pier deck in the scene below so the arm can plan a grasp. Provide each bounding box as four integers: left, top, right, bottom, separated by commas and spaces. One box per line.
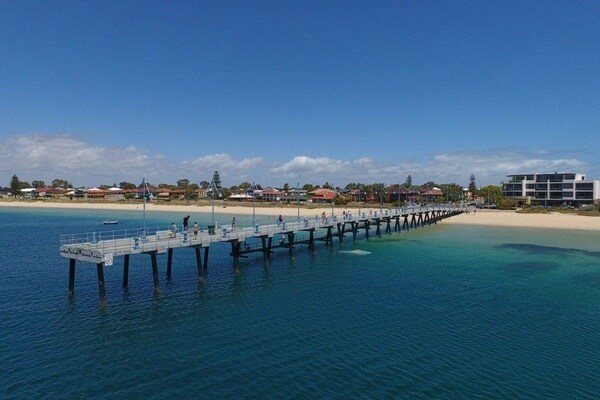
59, 205, 466, 300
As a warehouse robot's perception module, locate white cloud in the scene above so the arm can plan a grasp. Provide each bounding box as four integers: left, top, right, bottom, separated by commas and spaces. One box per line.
0, 134, 170, 186
272, 156, 347, 175
0, 134, 594, 188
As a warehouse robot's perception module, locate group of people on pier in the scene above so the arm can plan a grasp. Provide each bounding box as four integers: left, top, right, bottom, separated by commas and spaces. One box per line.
169, 215, 200, 239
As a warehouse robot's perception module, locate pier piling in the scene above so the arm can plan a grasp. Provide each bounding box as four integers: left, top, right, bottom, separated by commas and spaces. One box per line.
68, 259, 76, 296
59, 205, 467, 301
123, 254, 130, 288
96, 262, 106, 301
150, 252, 159, 289
166, 248, 173, 280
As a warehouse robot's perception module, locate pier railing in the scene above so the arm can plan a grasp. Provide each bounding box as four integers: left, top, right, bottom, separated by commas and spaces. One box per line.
59, 205, 467, 257
60, 204, 468, 300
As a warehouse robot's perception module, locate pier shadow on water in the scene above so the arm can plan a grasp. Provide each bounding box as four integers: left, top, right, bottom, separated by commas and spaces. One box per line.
498, 243, 600, 258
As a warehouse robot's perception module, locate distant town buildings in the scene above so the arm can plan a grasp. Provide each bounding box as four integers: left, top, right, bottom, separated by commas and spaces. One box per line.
502, 172, 600, 206
8, 172, 599, 207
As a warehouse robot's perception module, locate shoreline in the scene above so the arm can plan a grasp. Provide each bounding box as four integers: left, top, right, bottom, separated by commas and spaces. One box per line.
1, 200, 598, 232
0, 199, 335, 219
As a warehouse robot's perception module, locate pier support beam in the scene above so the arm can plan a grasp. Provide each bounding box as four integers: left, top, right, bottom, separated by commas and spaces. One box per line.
230, 240, 241, 271
123, 254, 130, 288
166, 248, 173, 280
96, 262, 106, 301
325, 226, 334, 247
287, 232, 295, 254
195, 247, 203, 277
150, 252, 159, 289
261, 236, 272, 261
68, 258, 76, 296
351, 221, 357, 241
203, 247, 209, 272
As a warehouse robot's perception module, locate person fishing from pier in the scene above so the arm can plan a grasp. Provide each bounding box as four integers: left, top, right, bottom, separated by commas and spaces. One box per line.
171, 222, 177, 238
183, 215, 190, 231
231, 217, 236, 231
193, 222, 199, 238
277, 214, 283, 226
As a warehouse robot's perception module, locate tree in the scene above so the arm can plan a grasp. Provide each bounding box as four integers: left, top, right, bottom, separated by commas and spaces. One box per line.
184, 184, 199, 200
212, 171, 222, 189
421, 181, 436, 190
119, 181, 137, 190
302, 183, 315, 192
480, 185, 503, 205
404, 175, 412, 188
469, 175, 477, 193
52, 178, 71, 188
31, 180, 45, 188
442, 183, 463, 203
177, 178, 190, 188
10, 175, 20, 195
238, 182, 251, 190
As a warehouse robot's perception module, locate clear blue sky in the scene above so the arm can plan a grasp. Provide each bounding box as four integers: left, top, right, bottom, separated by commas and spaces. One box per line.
1, 1, 598, 188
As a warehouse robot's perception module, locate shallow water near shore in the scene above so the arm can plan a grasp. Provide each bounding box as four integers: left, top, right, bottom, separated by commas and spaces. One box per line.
1, 207, 599, 398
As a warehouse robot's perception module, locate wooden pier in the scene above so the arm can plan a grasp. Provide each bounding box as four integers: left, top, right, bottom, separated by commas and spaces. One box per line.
59, 206, 465, 301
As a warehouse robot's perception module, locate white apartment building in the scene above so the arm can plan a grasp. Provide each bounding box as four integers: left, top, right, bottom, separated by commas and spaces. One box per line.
502, 172, 600, 206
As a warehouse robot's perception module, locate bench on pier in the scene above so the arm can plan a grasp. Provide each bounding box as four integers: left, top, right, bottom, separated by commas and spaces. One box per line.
156, 230, 175, 240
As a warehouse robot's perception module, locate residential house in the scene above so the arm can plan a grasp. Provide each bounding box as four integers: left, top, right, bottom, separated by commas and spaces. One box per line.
310, 188, 336, 203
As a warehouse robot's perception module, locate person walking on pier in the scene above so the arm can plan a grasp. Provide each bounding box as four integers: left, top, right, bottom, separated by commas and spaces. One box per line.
277, 215, 283, 226
193, 222, 199, 238
171, 222, 177, 238
231, 217, 236, 231
183, 215, 190, 231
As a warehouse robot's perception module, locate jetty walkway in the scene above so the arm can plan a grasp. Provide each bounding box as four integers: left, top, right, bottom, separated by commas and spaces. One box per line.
60, 205, 466, 301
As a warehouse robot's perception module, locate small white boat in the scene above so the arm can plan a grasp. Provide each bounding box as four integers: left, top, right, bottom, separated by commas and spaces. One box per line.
103, 220, 119, 225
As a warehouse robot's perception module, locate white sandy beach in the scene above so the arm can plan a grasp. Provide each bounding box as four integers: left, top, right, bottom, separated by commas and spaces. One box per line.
440, 208, 599, 231
1, 200, 598, 231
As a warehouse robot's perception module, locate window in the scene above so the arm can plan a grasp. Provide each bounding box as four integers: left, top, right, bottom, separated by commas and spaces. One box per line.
576, 192, 593, 199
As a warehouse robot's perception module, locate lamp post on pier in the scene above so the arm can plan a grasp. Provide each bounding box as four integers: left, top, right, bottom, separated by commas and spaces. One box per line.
297, 181, 300, 223
210, 179, 220, 225
380, 182, 385, 215
141, 177, 147, 237
252, 181, 256, 228
331, 184, 335, 219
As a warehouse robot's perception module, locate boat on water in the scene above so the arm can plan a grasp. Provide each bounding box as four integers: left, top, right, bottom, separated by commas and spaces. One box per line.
103, 220, 119, 225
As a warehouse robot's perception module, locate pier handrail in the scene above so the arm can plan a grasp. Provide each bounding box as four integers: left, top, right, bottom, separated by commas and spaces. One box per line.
59, 205, 468, 257
59, 205, 466, 243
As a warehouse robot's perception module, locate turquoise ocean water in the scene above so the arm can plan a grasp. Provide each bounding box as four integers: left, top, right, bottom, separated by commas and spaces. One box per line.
1, 206, 599, 399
